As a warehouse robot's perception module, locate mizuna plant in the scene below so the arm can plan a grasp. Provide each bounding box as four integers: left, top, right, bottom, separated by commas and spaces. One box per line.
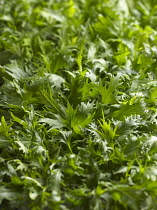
1, 0, 157, 209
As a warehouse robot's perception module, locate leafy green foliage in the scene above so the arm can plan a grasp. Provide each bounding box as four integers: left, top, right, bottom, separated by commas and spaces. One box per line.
1, 0, 157, 209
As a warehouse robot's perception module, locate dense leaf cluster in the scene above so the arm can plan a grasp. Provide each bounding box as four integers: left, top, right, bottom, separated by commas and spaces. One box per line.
1, 0, 157, 209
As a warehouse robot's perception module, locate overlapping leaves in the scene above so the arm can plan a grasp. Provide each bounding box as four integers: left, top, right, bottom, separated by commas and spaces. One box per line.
1, 0, 157, 209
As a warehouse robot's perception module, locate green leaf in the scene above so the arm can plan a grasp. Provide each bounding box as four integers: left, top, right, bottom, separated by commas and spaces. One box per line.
39, 118, 64, 129
4, 61, 27, 80
11, 112, 27, 127
15, 140, 28, 154
94, 15, 120, 40
0, 116, 11, 137
99, 76, 120, 105
112, 101, 145, 120
96, 113, 117, 141
0, 186, 17, 204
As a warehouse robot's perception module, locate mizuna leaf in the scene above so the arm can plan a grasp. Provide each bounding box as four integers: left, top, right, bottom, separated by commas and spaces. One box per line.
112, 101, 145, 120
99, 76, 120, 105
0, 186, 17, 204
47, 73, 65, 89
143, 136, 157, 155
97, 115, 118, 142
40, 86, 65, 118
11, 112, 27, 127
94, 15, 120, 40
15, 140, 28, 154
116, 115, 140, 138
4, 61, 27, 80
39, 118, 64, 129
0, 116, 9, 136
21, 176, 43, 188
